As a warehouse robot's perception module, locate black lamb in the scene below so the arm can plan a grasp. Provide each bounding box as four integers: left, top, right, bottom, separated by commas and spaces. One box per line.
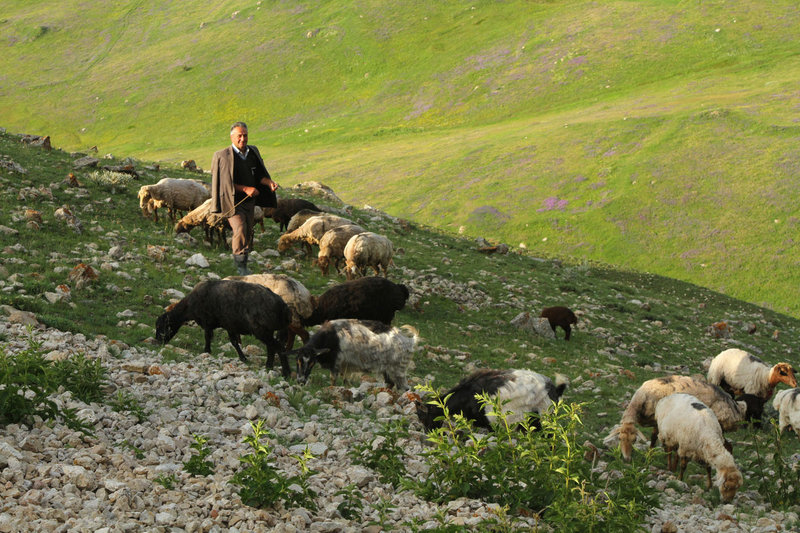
155, 280, 293, 377
302, 277, 410, 327
264, 198, 321, 232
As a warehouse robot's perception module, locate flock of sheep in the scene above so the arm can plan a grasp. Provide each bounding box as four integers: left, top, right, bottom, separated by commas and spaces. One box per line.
138, 175, 800, 506
604, 348, 798, 502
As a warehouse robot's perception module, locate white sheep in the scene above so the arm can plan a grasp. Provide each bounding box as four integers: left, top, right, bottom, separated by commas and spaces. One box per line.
604, 375, 747, 462
277, 214, 353, 255
707, 348, 796, 398
707, 348, 796, 426
174, 198, 229, 246
225, 273, 313, 350
343, 231, 393, 280
285, 208, 326, 233
655, 393, 743, 502
138, 178, 210, 222
772, 388, 800, 436
290, 318, 418, 389
315, 223, 366, 276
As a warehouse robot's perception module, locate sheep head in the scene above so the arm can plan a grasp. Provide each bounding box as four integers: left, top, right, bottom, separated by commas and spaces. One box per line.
618, 424, 639, 462
293, 346, 330, 385
155, 312, 181, 345
277, 235, 292, 253
769, 363, 797, 388
316, 255, 330, 276
716, 466, 743, 503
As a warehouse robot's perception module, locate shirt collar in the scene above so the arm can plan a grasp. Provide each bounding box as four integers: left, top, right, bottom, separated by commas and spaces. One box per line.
232, 144, 249, 159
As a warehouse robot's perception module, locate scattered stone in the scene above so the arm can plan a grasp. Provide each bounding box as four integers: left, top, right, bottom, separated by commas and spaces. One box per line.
510, 312, 556, 339
185, 253, 209, 268
73, 156, 100, 169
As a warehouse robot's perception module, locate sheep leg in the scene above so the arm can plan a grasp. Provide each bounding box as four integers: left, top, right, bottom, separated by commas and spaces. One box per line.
678, 457, 689, 481
563, 324, 572, 340
203, 328, 214, 354
226, 331, 248, 362
262, 331, 291, 378
649, 427, 660, 449
705, 465, 713, 489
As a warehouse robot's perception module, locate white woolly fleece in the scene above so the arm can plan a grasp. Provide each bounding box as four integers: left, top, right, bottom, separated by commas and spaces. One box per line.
707, 348, 773, 397
485, 370, 566, 426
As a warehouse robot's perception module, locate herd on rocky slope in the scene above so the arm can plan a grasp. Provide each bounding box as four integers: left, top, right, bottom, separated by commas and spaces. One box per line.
136, 178, 799, 507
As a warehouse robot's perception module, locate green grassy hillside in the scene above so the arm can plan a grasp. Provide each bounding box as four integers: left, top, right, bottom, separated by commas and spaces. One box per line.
3, 128, 800, 526
3, 0, 800, 315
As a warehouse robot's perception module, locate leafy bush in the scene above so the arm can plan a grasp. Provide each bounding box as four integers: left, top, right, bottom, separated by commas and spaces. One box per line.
746, 421, 800, 509
183, 434, 215, 476
154, 473, 178, 490
50, 352, 107, 404
108, 390, 150, 423
0, 336, 98, 433
350, 417, 410, 486
230, 419, 317, 510
409, 386, 657, 532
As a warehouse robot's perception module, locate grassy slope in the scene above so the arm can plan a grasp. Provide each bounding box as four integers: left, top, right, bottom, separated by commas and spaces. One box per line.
3, 130, 800, 519
2, 0, 800, 314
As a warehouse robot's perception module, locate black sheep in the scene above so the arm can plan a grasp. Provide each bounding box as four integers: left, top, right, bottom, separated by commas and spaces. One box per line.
263, 198, 321, 232
540, 306, 578, 340
155, 280, 293, 377
302, 277, 410, 327
415, 368, 569, 431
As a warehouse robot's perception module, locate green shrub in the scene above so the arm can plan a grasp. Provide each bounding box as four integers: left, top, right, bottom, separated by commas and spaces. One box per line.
230, 419, 317, 510
410, 386, 657, 532
108, 390, 150, 423
0, 338, 93, 433
745, 421, 800, 509
154, 473, 178, 490
183, 434, 215, 477
51, 352, 107, 404
350, 418, 410, 486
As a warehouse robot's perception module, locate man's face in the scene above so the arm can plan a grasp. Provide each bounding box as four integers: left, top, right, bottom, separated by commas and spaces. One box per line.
230, 126, 248, 151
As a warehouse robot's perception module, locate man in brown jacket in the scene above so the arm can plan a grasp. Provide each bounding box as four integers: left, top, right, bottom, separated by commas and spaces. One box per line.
210, 121, 278, 275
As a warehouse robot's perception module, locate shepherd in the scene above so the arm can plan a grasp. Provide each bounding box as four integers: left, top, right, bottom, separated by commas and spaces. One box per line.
210, 121, 279, 275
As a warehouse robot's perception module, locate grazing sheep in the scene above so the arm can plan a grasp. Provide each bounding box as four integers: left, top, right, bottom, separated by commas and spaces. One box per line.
263, 198, 322, 231
315, 224, 366, 276
154, 280, 293, 377
343, 232, 394, 280
605, 375, 748, 462
707, 348, 796, 398
540, 306, 578, 340
174, 198, 230, 246
225, 273, 313, 350
707, 348, 796, 426
277, 214, 353, 255
286, 208, 327, 233
291, 319, 418, 389
303, 277, 410, 327
772, 388, 800, 436
655, 393, 743, 502
415, 368, 569, 431
138, 178, 210, 222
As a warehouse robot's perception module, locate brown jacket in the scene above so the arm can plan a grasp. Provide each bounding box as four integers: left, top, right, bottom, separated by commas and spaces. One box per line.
210, 145, 276, 215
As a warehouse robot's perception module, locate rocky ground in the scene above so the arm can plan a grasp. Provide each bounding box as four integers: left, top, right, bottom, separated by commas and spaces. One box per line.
0, 313, 797, 532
